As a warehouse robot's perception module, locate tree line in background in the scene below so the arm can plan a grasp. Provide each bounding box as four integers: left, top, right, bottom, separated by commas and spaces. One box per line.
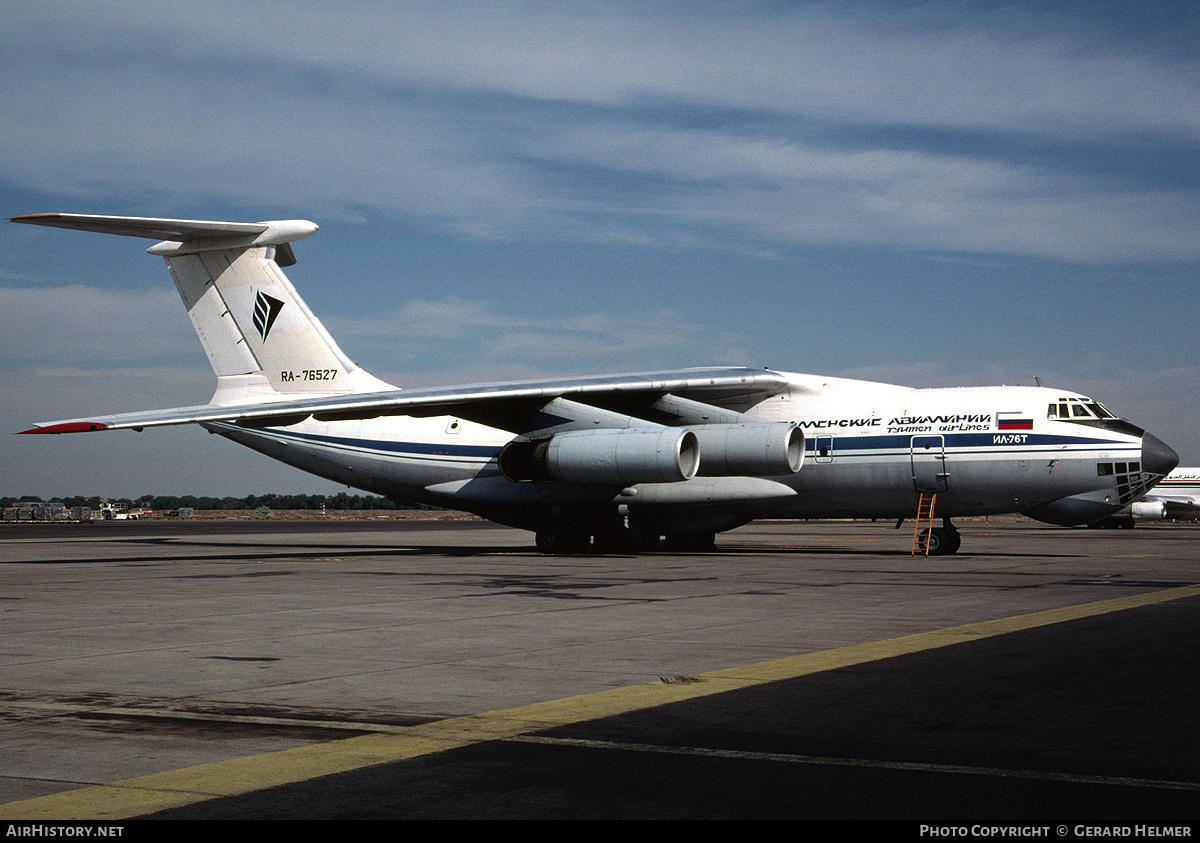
0, 493, 431, 511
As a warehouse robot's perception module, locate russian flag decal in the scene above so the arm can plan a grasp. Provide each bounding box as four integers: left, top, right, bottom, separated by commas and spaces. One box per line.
997, 411, 1033, 430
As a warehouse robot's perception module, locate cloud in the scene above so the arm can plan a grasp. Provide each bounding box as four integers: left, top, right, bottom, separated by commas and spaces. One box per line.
3, 2, 1198, 497
2, 2, 1196, 261
328, 296, 755, 384
0, 285, 196, 371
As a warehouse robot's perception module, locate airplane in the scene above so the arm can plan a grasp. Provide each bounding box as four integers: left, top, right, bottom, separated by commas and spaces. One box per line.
10, 212, 1180, 555
1094, 468, 1200, 526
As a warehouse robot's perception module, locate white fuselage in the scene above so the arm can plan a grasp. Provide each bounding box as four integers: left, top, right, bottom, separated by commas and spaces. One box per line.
15, 212, 1176, 550
209, 373, 1154, 532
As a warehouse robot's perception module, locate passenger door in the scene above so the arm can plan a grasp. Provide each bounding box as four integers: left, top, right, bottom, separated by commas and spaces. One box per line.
911, 435, 949, 491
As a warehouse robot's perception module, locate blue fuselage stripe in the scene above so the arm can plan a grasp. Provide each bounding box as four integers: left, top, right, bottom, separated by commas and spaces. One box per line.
805, 432, 1129, 452
221, 425, 1134, 465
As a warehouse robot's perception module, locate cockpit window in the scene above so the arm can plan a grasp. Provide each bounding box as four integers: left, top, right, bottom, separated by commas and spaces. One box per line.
1048, 397, 1118, 421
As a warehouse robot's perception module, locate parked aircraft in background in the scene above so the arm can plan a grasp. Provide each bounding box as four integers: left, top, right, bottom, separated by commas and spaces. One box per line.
1098, 468, 1200, 526
11, 213, 1179, 555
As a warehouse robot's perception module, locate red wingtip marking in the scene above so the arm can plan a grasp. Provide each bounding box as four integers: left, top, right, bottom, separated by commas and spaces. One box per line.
18, 422, 110, 434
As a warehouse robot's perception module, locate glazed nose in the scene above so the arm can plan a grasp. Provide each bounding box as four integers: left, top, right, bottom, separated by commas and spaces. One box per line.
1141, 432, 1179, 478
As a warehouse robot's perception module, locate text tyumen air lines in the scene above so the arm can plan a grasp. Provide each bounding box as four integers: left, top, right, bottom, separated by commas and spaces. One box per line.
10, 213, 1179, 555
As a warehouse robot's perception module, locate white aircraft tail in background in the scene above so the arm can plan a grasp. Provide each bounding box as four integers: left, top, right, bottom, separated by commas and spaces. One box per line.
11, 212, 1180, 555
1108, 468, 1200, 525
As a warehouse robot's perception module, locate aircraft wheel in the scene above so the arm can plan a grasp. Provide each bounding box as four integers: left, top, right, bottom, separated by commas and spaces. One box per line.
918, 527, 960, 556
535, 528, 590, 555
944, 529, 962, 555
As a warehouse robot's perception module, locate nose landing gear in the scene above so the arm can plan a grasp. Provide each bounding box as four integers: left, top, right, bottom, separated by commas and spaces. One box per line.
915, 522, 962, 556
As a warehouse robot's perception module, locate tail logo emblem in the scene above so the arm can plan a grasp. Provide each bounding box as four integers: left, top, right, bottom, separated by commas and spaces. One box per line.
252, 291, 284, 342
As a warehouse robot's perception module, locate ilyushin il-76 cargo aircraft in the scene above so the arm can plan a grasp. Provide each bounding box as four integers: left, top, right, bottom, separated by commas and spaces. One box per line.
11, 213, 1179, 555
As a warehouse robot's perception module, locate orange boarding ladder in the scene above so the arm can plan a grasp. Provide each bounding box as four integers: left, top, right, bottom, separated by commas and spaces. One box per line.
911, 491, 937, 556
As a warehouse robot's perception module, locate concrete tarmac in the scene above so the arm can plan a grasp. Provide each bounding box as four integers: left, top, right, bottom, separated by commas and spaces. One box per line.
1, 516, 1198, 822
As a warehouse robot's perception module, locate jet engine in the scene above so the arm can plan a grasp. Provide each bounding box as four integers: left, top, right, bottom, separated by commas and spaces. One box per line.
499, 422, 803, 485
499, 428, 700, 485
1130, 500, 1167, 521
689, 423, 803, 477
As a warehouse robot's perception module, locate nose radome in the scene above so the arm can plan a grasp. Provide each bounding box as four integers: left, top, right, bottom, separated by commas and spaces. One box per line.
1142, 432, 1180, 478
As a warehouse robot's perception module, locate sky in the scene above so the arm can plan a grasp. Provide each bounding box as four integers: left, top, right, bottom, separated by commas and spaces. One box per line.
1, 0, 1198, 499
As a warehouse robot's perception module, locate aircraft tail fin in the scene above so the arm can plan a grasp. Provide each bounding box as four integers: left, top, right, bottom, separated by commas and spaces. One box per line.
11, 213, 394, 404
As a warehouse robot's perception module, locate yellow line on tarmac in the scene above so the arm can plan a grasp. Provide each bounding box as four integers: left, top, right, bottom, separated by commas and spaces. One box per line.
5, 584, 1199, 820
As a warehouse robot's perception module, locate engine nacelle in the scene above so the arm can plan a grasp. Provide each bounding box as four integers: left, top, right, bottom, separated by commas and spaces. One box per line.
689, 423, 804, 477
1130, 500, 1167, 521
499, 428, 700, 485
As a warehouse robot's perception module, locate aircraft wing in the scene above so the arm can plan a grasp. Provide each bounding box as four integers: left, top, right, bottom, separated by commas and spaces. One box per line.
19, 367, 795, 435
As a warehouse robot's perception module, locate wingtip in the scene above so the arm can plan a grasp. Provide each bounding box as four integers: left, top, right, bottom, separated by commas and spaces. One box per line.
10, 213, 60, 223
18, 422, 110, 434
